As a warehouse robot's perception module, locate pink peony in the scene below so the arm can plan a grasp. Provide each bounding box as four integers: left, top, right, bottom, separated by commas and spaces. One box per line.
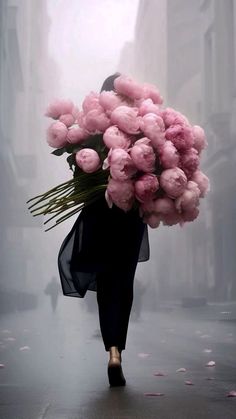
84, 108, 111, 133
162, 210, 182, 226
47, 121, 68, 148
111, 105, 140, 134
130, 138, 156, 173
175, 181, 200, 213
138, 99, 161, 117
160, 167, 187, 198
114, 75, 144, 100
67, 127, 89, 144
181, 207, 199, 223
180, 148, 200, 178
82, 92, 101, 114
106, 178, 135, 212
161, 108, 189, 128
75, 148, 101, 173
191, 170, 210, 197
105, 148, 136, 181
99, 91, 124, 114
76, 111, 86, 129
45, 100, 74, 119
140, 113, 165, 149
192, 125, 207, 154
154, 197, 175, 214
59, 113, 75, 127
103, 126, 131, 149
140, 199, 156, 214
143, 213, 162, 228
159, 141, 180, 168
165, 124, 194, 152
142, 83, 163, 105
135, 174, 159, 203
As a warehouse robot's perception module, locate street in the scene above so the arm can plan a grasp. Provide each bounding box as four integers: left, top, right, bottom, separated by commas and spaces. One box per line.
0, 297, 236, 419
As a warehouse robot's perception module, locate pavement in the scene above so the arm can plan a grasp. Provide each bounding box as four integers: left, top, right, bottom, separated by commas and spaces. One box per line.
0, 296, 236, 419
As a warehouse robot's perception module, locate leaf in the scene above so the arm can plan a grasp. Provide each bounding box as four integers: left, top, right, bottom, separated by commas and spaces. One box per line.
51, 147, 67, 156
0, 364, 5, 368
67, 154, 76, 171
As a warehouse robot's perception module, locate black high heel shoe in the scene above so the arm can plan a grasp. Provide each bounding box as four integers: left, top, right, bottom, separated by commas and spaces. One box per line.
108, 346, 126, 387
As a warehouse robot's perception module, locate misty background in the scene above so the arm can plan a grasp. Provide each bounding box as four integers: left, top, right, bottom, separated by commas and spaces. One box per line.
1, 0, 236, 313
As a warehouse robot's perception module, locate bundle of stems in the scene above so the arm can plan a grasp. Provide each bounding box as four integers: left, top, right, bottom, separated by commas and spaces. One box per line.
27, 168, 108, 231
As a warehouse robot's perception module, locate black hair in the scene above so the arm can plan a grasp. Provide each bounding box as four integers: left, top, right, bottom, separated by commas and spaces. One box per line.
100, 72, 121, 92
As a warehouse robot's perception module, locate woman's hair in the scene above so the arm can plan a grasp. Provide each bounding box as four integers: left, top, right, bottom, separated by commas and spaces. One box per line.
100, 72, 121, 92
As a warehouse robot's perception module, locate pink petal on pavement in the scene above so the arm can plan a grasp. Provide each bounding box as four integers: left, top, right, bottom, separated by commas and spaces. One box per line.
176, 368, 187, 373
4, 337, 16, 342
185, 381, 194, 386
200, 334, 211, 339
206, 361, 216, 367
144, 392, 165, 397
138, 352, 151, 358
203, 349, 212, 353
227, 391, 236, 397
19, 346, 31, 351
0, 364, 5, 368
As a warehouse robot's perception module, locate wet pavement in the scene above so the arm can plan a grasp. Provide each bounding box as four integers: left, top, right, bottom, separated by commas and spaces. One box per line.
0, 297, 236, 418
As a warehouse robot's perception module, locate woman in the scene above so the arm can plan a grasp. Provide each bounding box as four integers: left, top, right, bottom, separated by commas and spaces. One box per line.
58, 74, 150, 387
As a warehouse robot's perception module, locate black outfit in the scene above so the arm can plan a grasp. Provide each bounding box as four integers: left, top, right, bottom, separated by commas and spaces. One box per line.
58, 196, 149, 351
58, 197, 149, 351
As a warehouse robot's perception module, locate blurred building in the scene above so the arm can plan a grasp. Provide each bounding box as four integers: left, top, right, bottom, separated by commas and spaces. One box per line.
0, 0, 58, 297
129, 0, 236, 302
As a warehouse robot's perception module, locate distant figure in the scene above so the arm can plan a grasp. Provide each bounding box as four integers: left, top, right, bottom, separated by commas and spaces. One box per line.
132, 277, 146, 321
44, 276, 61, 312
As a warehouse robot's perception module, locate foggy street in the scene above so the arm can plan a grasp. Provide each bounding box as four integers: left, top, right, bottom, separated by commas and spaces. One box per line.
0, 299, 236, 419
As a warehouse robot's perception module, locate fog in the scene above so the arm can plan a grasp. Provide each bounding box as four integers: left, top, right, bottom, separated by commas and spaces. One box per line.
1, 0, 236, 322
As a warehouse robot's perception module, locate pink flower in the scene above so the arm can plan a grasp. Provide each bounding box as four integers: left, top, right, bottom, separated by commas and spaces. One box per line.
84, 109, 111, 133
103, 126, 131, 149
161, 108, 189, 128
111, 105, 140, 134
67, 127, 89, 144
135, 174, 159, 203
75, 149, 101, 173
165, 124, 194, 152
143, 213, 162, 228
191, 170, 210, 197
160, 167, 187, 198
138, 99, 161, 116
114, 75, 144, 100
192, 125, 207, 154
130, 138, 156, 172
175, 181, 200, 213
154, 197, 175, 214
47, 121, 68, 148
59, 113, 75, 127
76, 111, 86, 129
181, 207, 199, 223
140, 113, 165, 149
180, 148, 200, 178
99, 91, 124, 114
140, 199, 156, 214
162, 210, 182, 226
105, 148, 136, 181
142, 83, 163, 105
82, 92, 101, 114
106, 178, 135, 211
159, 141, 180, 168
45, 100, 74, 119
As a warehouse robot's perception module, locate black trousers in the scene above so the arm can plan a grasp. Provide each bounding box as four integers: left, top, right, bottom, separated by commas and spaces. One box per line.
96, 264, 137, 352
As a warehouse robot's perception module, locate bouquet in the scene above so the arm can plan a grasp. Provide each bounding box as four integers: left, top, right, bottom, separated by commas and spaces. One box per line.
27, 75, 210, 231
